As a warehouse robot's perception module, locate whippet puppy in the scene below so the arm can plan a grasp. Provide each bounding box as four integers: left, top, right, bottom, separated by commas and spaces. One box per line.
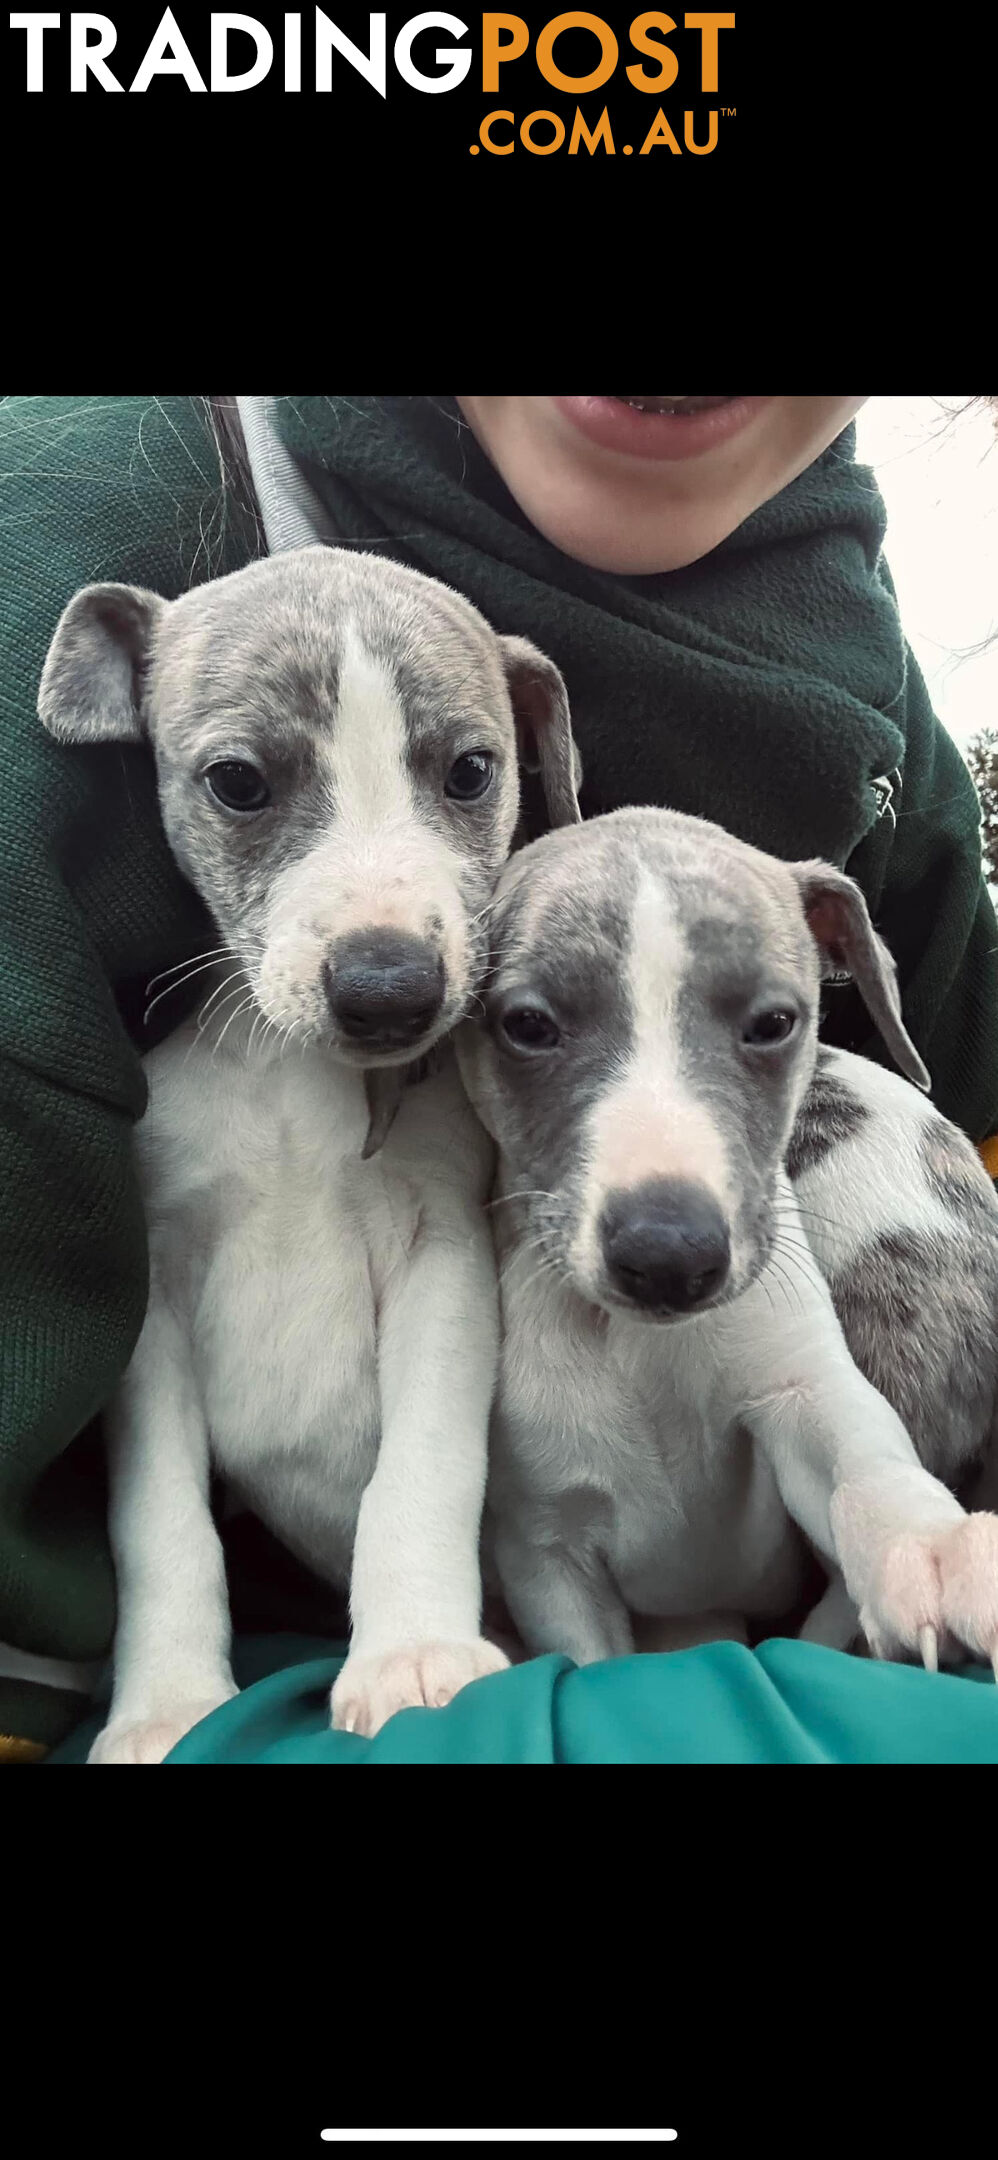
39, 546, 579, 1758
457, 808, 998, 1675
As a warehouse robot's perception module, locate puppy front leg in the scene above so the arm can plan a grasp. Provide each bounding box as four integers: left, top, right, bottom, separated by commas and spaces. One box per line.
331, 1214, 508, 1738
90, 1297, 236, 1764
495, 1527, 635, 1667
747, 1346, 998, 1676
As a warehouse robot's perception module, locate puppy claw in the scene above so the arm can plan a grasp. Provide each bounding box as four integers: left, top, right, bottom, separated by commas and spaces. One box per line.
919, 1624, 938, 1674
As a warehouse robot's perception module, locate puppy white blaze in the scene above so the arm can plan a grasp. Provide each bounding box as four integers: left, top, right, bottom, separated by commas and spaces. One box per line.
258, 622, 471, 1029
326, 623, 412, 833
320, 628, 468, 968
575, 869, 732, 1272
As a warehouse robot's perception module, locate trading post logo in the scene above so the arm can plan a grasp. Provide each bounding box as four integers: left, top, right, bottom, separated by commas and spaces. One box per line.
6, 10, 737, 161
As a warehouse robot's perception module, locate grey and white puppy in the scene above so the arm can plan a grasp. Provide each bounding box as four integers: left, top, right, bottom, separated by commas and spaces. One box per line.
457, 807, 998, 1674
38, 545, 579, 1760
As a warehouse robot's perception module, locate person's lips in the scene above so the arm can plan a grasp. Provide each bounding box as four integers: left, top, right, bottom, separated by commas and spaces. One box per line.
550, 395, 771, 461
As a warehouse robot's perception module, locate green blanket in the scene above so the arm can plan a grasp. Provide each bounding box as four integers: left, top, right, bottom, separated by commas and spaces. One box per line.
46, 1637, 998, 1765
2, 394, 996, 1758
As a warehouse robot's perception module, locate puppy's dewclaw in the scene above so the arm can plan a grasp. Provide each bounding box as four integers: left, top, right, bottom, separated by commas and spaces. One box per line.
459, 807, 998, 1678
39, 548, 581, 1754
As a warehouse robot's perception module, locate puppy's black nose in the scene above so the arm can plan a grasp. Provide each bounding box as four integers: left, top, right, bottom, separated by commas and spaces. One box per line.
600, 1180, 731, 1313
324, 932, 445, 1047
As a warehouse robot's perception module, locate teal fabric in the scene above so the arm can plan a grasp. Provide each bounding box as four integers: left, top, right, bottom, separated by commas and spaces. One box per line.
46, 1636, 998, 1765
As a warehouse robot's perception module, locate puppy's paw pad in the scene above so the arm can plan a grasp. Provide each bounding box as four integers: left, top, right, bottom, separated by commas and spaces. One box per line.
862, 1514, 998, 1670
88, 1694, 236, 1764
330, 1639, 509, 1738
935, 1513, 998, 1659
861, 1534, 941, 1660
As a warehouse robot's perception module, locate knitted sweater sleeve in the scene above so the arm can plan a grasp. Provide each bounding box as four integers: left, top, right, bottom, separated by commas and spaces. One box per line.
0, 396, 256, 1662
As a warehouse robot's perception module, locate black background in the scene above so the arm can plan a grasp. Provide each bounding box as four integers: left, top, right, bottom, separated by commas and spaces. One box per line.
12, 1788, 993, 2160
1, 5, 969, 342
0, 5, 799, 332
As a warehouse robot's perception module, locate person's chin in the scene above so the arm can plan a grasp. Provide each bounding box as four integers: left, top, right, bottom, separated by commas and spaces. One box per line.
516, 491, 743, 576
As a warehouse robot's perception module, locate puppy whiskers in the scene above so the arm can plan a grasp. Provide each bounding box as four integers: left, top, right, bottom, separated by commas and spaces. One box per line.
144, 954, 239, 1027
145, 945, 237, 995
487, 1188, 559, 1210
760, 1252, 801, 1318
213, 993, 259, 1057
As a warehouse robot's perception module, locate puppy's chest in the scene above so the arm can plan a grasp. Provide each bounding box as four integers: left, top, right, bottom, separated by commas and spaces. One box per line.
603, 1335, 793, 1581
139, 1039, 420, 1463
500, 1290, 802, 1612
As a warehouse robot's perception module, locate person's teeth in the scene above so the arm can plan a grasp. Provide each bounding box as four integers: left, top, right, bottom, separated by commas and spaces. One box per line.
614, 396, 731, 416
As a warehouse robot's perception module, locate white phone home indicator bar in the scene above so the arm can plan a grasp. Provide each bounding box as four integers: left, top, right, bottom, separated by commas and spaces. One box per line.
320, 2134, 679, 2144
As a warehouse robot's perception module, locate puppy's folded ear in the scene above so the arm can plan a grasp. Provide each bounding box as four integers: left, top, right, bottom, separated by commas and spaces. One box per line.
38, 583, 165, 745
792, 860, 930, 1091
500, 635, 582, 828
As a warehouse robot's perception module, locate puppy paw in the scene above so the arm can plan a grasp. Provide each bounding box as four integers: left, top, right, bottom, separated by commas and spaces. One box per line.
88, 1693, 236, 1764
330, 1639, 509, 1738
859, 1514, 998, 1677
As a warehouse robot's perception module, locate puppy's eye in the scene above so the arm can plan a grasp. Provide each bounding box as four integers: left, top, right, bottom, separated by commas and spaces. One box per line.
204, 760, 270, 814
500, 1005, 561, 1054
445, 751, 495, 803
743, 1008, 797, 1047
